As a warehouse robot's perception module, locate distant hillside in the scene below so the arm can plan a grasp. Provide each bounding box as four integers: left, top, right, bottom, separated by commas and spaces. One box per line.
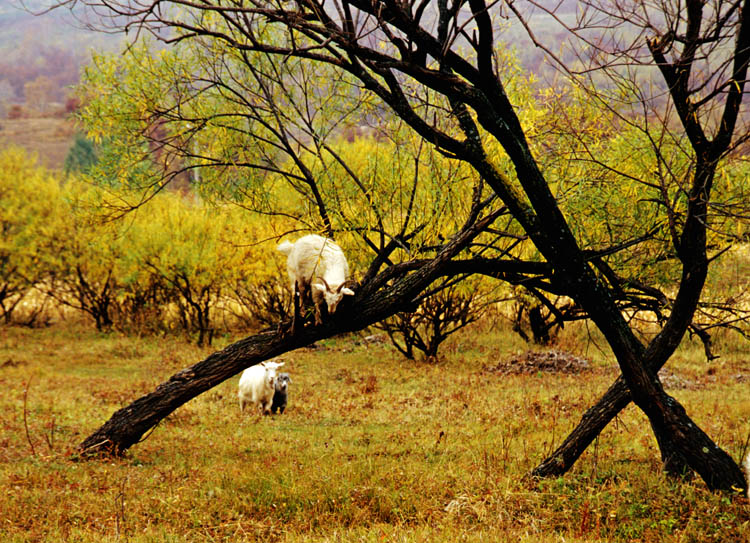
0, 2, 123, 109
0, 1, 584, 112
0, 3, 123, 168
0, 0, 579, 169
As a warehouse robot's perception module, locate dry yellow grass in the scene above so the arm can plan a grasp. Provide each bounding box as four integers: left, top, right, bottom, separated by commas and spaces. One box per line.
1, 322, 749, 542
0, 117, 76, 170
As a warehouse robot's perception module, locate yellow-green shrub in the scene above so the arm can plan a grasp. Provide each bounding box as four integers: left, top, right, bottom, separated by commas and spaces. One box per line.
0, 147, 64, 324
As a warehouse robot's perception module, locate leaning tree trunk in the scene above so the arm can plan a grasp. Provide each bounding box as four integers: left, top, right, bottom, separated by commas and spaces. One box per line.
77, 287, 398, 455
77, 294, 387, 456
77, 207, 501, 455
79, 329, 290, 454
564, 260, 746, 491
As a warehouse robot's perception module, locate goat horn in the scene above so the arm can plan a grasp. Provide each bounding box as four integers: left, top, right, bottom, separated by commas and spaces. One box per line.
320, 277, 331, 290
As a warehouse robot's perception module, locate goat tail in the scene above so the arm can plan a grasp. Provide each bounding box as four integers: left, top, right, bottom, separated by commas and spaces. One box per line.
277, 240, 294, 256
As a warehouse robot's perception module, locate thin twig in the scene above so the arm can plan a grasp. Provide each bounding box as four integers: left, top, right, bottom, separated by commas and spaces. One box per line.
23, 377, 37, 457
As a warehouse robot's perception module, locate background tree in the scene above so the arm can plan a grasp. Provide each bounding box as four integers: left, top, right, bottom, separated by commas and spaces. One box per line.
42, 0, 750, 492
123, 195, 252, 346
376, 277, 500, 360
63, 133, 98, 175
36, 182, 122, 330
23, 75, 56, 114
0, 147, 61, 323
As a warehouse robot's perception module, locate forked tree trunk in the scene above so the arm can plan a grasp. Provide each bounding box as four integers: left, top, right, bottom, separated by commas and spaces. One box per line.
531, 370, 693, 479
555, 263, 746, 491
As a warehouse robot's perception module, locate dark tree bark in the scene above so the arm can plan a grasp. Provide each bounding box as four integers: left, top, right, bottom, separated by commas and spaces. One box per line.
532, 0, 750, 486
528, 306, 550, 345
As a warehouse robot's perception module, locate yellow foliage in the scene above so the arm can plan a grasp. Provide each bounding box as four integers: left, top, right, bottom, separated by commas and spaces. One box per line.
0, 147, 63, 292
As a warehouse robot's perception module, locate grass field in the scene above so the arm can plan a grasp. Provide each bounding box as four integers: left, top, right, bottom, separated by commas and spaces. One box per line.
0, 117, 76, 170
1, 322, 749, 542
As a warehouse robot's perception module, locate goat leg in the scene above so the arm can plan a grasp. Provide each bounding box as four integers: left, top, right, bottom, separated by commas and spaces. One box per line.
290, 280, 302, 335
314, 300, 322, 326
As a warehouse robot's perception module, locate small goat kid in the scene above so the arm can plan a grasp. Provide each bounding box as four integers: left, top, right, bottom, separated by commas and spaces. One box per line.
238, 360, 285, 415
270, 373, 292, 414
277, 234, 354, 326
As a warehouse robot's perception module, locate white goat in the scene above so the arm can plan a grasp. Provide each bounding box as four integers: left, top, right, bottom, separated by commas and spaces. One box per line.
277, 234, 355, 325
238, 360, 285, 415
744, 451, 750, 498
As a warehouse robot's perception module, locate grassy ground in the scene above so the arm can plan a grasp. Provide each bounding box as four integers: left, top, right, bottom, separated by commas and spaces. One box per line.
0, 117, 75, 170
1, 322, 749, 542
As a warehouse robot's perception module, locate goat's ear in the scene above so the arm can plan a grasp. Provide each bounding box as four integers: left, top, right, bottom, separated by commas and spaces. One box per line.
341, 287, 355, 296
312, 283, 326, 293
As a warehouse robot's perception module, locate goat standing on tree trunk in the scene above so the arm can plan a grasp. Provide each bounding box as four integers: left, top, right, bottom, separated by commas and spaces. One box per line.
277, 234, 355, 332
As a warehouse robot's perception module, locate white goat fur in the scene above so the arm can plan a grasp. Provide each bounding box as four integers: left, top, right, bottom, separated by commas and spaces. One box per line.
238, 361, 285, 414
744, 451, 750, 498
277, 234, 354, 321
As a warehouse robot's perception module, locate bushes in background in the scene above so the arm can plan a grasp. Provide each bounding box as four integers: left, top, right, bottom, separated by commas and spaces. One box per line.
0, 147, 289, 343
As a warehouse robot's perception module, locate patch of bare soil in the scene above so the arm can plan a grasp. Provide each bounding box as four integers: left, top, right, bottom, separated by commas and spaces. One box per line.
0, 358, 26, 369
658, 369, 699, 390
484, 349, 592, 375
